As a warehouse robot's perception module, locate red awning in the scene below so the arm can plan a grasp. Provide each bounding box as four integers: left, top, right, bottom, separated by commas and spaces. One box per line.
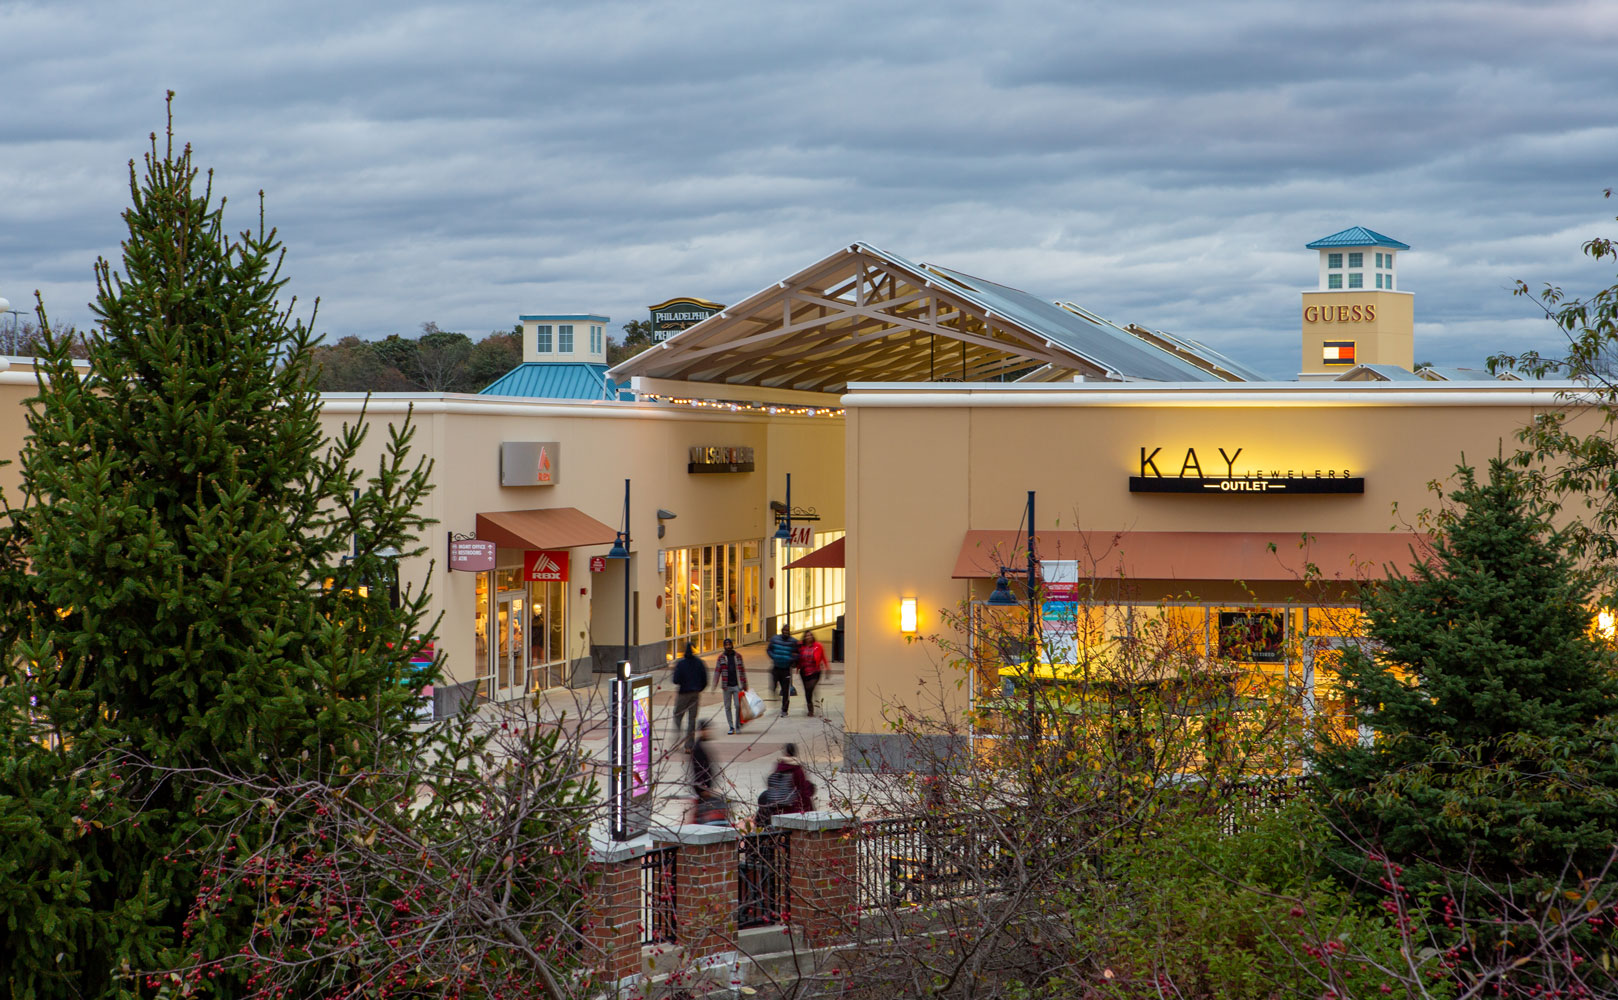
951, 530, 1427, 583
784, 536, 845, 570
476, 507, 619, 550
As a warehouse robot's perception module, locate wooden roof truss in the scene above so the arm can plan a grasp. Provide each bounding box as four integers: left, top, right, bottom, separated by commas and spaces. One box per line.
615, 247, 1107, 393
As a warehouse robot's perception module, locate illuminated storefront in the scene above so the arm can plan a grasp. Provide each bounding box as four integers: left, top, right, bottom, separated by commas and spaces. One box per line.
663, 538, 763, 656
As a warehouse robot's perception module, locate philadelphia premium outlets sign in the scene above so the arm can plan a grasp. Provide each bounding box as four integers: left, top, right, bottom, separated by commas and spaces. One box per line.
1129, 446, 1364, 495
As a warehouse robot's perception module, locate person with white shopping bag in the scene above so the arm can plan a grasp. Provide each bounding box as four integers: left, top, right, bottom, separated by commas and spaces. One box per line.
716, 637, 749, 734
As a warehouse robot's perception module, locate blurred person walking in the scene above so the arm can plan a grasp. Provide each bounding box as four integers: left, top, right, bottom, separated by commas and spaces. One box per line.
671, 642, 706, 745
766, 624, 800, 717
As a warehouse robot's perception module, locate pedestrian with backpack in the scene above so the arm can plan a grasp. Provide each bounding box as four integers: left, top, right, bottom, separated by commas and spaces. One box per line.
797, 629, 827, 717
766, 624, 800, 717
754, 742, 816, 825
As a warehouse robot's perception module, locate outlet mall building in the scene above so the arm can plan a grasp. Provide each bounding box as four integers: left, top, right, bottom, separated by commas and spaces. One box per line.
0, 227, 1571, 765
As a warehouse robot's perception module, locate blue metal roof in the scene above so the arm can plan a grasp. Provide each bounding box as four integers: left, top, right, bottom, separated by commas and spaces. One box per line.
479, 362, 620, 400
916, 261, 1221, 382
517, 314, 610, 323
1306, 227, 1409, 250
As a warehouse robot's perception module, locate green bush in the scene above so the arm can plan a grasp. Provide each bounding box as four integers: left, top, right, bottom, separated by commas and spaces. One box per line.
1045, 799, 1440, 1000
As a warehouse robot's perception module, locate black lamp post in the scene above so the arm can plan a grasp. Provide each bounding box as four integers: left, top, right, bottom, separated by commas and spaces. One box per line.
985, 491, 1038, 738
773, 472, 794, 631
606, 479, 632, 669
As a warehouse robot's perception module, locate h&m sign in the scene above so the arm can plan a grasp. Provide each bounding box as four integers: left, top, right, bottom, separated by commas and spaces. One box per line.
1131, 446, 1363, 496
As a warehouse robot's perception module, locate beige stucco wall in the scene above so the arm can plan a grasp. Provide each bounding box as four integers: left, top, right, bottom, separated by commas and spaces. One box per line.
842, 382, 1572, 737
318, 394, 845, 692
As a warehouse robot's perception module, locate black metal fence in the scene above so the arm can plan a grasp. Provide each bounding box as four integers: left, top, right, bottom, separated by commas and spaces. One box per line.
640, 845, 678, 944
737, 829, 791, 928
855, 812, 1014, 911
1214, 774, 1314, 835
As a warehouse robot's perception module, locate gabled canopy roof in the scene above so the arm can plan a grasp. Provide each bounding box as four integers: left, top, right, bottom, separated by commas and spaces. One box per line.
608, 243, 1229, 393
1305, 227, 1410, 250
1332, 364, 1422, 382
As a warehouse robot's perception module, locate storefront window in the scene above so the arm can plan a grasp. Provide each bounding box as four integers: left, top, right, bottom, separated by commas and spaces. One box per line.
527, 578, 567, 690
970, 597, 1368, 759
776, 530, 845, 631
473, 571, 489, 700
665, 538, 763, 657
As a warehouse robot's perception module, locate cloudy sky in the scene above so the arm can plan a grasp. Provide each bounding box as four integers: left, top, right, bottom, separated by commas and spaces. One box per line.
1, 0, 1615, 377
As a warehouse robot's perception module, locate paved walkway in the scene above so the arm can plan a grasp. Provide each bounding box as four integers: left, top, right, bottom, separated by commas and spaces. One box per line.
531, 641, 853, 831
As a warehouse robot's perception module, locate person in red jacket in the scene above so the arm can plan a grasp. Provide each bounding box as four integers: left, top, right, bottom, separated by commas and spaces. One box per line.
797, 629, 827, 717
756, 742, 816, 825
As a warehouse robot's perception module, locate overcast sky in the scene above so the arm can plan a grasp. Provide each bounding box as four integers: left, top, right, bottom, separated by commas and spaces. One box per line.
2, 0, 1615, 377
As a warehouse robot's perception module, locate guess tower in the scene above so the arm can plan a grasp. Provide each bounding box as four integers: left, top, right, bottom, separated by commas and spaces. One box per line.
1299, 227, 1412, 379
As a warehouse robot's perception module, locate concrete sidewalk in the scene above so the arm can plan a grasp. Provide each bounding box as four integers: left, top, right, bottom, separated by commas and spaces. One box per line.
531, 641, 853, 829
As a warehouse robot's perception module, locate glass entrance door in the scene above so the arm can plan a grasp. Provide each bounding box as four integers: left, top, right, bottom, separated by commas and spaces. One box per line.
492, 591, 527, 701
742, 560, 761, 643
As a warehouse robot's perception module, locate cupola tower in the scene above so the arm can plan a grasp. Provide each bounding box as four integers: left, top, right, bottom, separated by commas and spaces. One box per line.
1299, 227, 1412, 379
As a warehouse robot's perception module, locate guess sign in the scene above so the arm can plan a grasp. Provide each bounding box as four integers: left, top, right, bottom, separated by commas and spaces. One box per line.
523, 549, 571, 582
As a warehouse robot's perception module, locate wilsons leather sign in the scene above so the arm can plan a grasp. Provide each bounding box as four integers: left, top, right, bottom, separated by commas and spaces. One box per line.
1130, 446, 1364, 496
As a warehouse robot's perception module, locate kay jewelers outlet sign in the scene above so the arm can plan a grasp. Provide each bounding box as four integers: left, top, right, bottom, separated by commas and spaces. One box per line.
1129, 446, 1364, 495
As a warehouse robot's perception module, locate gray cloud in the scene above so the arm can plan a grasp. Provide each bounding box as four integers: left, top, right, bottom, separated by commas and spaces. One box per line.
1, 0, 1614, 377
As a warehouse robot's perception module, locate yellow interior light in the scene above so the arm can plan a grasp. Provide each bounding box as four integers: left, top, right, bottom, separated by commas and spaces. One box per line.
900, 597, 919, 634
1598, 608, 1616, 642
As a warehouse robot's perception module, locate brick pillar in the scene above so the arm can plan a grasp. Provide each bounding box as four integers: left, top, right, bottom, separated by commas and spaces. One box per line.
773, 811, 859, 947
658, 824, 741, 961
583, 835, 649, 990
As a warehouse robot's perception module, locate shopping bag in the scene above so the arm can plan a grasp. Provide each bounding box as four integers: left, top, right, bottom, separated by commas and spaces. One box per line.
744, 688, 766, 719
737, 693, 753, 727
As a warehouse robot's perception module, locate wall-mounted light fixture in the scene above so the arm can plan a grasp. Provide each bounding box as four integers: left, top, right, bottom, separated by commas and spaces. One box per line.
900, 597, 919, 633
656, 508, 677, 539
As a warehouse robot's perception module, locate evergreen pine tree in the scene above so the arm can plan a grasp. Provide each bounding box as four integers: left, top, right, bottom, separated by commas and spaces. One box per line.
0, 97, 436, 998
1311, 458, 1618, 892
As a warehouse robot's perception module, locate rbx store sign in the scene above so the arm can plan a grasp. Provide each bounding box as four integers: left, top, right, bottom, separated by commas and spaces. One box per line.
1130, 446, 1364, 495
524, 549, 571, 582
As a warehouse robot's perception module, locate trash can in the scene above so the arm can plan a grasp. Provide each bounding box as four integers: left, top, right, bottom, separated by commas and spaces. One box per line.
832, 614, 845, 662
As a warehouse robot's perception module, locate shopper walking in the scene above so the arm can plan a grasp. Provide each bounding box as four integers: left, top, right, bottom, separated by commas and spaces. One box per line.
691, 718, 717, 796
766, 624, 800, 717
670, 642, 706, 745
754, 742, 816, 824
797, 629, 827, 717
716, 637, 748, 734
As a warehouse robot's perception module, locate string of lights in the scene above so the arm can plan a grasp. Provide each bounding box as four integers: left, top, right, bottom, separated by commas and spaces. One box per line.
637, 392, 845, 418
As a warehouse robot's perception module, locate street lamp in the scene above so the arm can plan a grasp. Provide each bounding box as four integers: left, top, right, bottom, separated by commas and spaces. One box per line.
988, 491, 1039, 739
774, 473, 794, 630
0, 297, 22, 355
605, 479, 632, 670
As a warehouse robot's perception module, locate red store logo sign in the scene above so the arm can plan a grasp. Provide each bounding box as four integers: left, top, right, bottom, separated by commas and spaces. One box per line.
524, 549, 570, 582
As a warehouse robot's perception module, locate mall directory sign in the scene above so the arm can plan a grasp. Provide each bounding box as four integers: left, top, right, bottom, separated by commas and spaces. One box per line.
448, 537, 496, 572
609, 667, 654, 841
